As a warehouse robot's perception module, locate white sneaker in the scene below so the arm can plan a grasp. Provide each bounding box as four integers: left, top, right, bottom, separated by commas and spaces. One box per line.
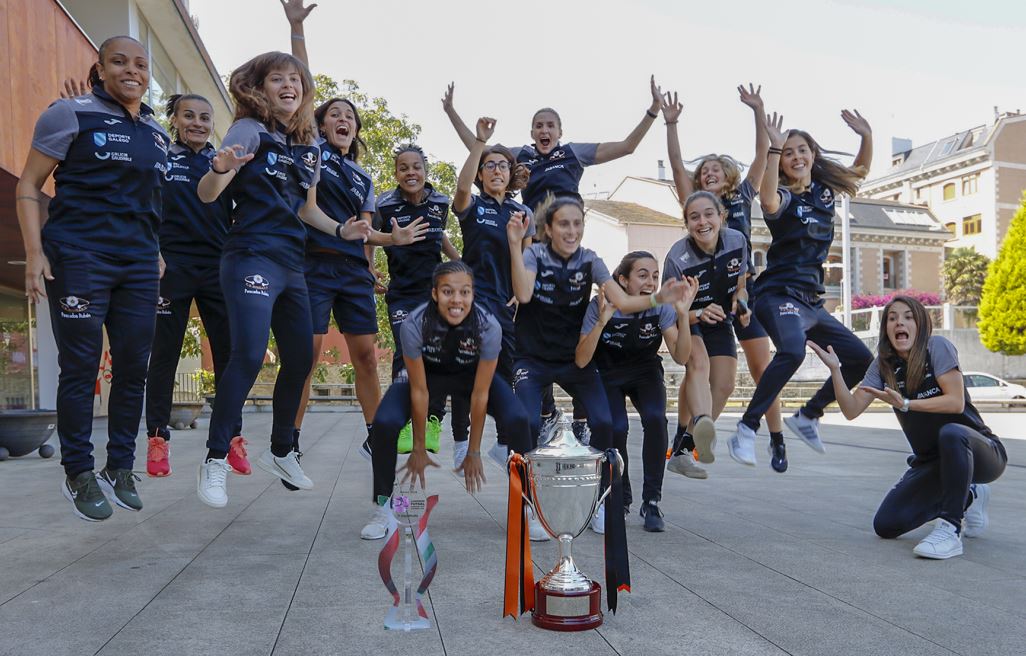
257, 449, 313, 490
692, 415, 717, 464
527, 505, 550, 542
487, 442, 508, 470
590, 502, 605, 535
964, 484, 990, 538
197, 458, 230, 508
539, 408, 563, 445
453, 440, 470, 469
667, 452, 709, 479
572, 421, 592, 446
361, 502, 394, 540
913, 519, 963, 559
727, 422, 757, 466
784, 411, 826, 454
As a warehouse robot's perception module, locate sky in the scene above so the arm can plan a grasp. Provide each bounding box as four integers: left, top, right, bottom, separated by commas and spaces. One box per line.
188, 0, 1026, 198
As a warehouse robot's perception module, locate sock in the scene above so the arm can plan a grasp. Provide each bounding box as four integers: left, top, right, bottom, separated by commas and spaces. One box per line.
770, 431, 784, 446
673, 425, 696, 454
292, 428, 301, 451
206, 449, 227, 461
366, 423, 373, 437
271, 443, 291, 458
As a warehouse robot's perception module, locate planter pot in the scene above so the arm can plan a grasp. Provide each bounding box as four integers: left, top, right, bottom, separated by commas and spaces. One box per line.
0, 410, 58, 459
169, 402, 206, 430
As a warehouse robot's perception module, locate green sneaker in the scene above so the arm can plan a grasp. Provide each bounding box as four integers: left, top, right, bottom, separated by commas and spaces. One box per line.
397, 421, 413, 454
62, 471, 113, 521
426, 415, 441, 454
97, 467, 143, 511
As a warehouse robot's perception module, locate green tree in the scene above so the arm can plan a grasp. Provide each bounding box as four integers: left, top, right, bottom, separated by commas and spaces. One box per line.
313, 76, 461, 349
978, 195, 1026, 354
942, 247, 989, 305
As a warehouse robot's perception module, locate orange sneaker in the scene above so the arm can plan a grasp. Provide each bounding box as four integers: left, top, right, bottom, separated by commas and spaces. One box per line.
146, 436, 171, 477
227, 436, 251, 475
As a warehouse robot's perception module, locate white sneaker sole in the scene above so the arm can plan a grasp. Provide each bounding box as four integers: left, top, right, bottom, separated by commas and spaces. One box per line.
360, 525, 387, 540
692, 416, 717, 464
913, 543, 963, 559
196, 466, 228, 509
257, 452, 314, 490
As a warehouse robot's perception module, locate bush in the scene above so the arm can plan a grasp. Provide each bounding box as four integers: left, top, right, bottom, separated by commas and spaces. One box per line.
851, 290, 941, 310
978, 194, 1026, 355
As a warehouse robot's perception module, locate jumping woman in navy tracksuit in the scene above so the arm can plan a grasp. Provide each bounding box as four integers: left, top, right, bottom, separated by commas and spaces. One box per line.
809, 296, 1006, 560
194, 50, 371, 508
443, 79, 665, 441
575, 252, 696, 532
662, 84, 788, 474
18, 36, 168, 521
726, 111, 875, 466
143, 93, 249, 479
363, 261, 533, 538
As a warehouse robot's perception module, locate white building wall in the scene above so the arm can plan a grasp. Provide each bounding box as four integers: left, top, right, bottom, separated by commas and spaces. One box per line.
582, 214, 629, 273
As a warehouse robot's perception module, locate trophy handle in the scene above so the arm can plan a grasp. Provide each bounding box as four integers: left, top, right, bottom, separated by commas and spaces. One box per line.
595, 449, 625, 507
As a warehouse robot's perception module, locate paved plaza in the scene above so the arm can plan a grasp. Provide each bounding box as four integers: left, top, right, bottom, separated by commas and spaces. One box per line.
0, 410, 1023, 656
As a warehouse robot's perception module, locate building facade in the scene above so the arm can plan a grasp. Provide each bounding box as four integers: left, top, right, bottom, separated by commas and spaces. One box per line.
861, 112, 1026, 258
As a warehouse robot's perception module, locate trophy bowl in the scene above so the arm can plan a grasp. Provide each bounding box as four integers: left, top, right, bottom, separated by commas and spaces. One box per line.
523, 418, 622, 631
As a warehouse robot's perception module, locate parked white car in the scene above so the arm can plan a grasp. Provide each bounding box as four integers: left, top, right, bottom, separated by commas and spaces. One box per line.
962, 372, 1026, 401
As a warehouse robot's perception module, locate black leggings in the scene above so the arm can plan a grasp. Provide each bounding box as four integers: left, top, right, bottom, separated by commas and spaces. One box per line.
874, 424, 1007, 538
605, 365, 668, 506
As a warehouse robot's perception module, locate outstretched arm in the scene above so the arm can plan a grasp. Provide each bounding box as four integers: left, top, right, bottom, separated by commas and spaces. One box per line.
442, 83, 476, 151
593, 75, 662, 165
453, 117, 494, 213
807, 341, 875, 419
738, 83, 769, 188
280, 0, 315, 67
759, 112, 786, 216
661, 90, 693, 203
842, 109, 873, 176
456, 358, 495, 494
602, 274, 698, 315
399, 355, 440, 489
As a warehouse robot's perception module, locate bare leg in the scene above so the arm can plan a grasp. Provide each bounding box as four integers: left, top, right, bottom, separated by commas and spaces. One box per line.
294, 333, 325, 430
684, 338, 712, 420
741, 337, 782, 433
708, 355, 737, 420
344, 332, 382, 425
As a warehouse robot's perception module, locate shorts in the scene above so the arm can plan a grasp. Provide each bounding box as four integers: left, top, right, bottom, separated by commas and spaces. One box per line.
304, 254, 378, 335
690, 321, 737, 358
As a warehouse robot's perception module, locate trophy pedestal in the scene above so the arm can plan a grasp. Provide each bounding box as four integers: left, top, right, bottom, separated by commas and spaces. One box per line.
531, 581, 602, 631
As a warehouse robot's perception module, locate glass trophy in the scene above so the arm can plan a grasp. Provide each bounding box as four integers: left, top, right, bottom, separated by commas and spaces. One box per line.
378, 482, 439, 631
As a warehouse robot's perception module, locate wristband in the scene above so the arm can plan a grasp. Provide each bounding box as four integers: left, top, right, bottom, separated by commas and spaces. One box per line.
646, 109, 658, 119
768, 147, 783, 155
291, 33, 305, 40
649, 294, 659, 308
475, 137, 486, 143
211, 164, 231, 175
695, 308, 704, 320
664, 120, 678, 125
900, 398, 911, 413
335, 223, 343, 240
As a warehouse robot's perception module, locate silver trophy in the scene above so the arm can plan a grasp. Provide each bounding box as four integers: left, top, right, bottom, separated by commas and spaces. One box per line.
522, 417, 623, 630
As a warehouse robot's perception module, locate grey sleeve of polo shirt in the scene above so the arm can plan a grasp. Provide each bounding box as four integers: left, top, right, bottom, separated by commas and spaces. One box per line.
571, 143, 600, 167
580, 297, 601, 335
590, 254, 612, 286
522, 244, 541, 273
738, 179, 756, 204
222, 119, 263, 158
662, 241, 684, 283
524, 206, 537, 239
928, 336, 960, 377
861, 358, 883, 389
763, 187, 793, 221
658, 304, 677, 331
32, 101, 79, 160
400, 305, 427, 360
480, 313, 502, 360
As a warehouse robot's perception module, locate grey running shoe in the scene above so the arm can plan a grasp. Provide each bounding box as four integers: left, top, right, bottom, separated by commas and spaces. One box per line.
97, 467, 143, 511
63, 471, 113, 521
667, 452, 709, 479
784, 411, 826, 454
692, 415, 717, 464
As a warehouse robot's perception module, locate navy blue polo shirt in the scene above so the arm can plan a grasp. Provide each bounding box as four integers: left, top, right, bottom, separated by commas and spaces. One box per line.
662, 228, 749, 312
221, 118, 320, 271
512, 142, 598, 211
309, 141, 375, 260
31, 85, 169, 260
160, 141, 232, 264
375, 183, 450, 304
455, 193, 535, 305
755, 181, 837, 295
581, 301, 676, 371
400, 301, 502, 375
517, 244, 611, 363
723, 179, 756, 270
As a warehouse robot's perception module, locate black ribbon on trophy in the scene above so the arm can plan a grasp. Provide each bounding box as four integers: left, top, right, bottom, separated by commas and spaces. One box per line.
603, 447, 631, 613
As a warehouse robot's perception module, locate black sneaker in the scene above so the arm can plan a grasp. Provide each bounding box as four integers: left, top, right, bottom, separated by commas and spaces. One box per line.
768, 441, 788, 473
359, 434, 373, 461
282, 429, 301, 491
62, 471, 113, 521
640, 500, 665, 532
97, 467, 143, 511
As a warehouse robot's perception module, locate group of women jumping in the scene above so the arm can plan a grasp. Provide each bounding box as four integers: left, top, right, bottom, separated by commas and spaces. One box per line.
15, 0, 1005, 561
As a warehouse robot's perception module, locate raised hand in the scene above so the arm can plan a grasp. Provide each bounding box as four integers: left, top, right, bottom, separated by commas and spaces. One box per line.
807, 340, 841, 370
765, 111, 786, 149
455, 453, 486, 495
338, 216, 372, 242
442, 82, 455, 114
391, 217, 429, 246
475, 117, 496, 142
649, 75, 663, 112
661, 91, 682, 123
60, 78, 88, 99
506, 211, 529, 244
737, 83, 764, 112
841, 109, 872, 138
280, 0, 316, 25
399, 449, 439, 490
598, 287, 617, 324
211, 144, 254, 173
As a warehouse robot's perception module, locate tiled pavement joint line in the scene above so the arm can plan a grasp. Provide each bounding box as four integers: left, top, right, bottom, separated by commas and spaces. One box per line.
84, 417, 344, 656
660, 517, 963, 656
821, 438, 1026, 469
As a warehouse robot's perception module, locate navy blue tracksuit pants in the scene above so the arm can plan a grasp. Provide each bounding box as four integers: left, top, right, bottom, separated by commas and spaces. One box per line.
207, 252, 313, 455
742, 289, 872, 431
512, 357, 612, 451
370, 374, 531, 501
43, 240, 159, 477
145, 256, 239, 437
604, 364, 668, 506
388, 296, 470, 441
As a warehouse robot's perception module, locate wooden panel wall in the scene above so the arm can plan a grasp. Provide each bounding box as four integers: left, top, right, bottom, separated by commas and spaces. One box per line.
0, 0, 96, 179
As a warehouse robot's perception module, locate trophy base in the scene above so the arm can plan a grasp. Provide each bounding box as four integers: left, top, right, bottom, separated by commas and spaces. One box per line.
531, 581, 602, 631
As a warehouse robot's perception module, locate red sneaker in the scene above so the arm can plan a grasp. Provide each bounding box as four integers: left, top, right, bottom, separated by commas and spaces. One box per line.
227, 436, 251, 475
146, 436, 171, 477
